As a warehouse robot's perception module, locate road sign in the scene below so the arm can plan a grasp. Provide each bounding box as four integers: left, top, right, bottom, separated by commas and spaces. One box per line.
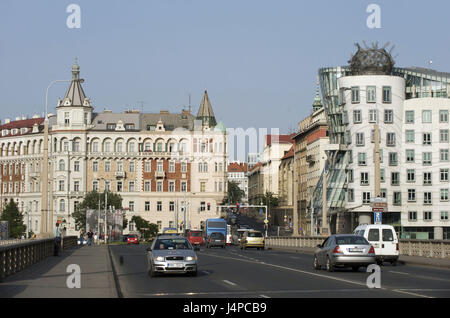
259, 209, 263, 215
374, 212, 382, 224
264, 219, 268, 224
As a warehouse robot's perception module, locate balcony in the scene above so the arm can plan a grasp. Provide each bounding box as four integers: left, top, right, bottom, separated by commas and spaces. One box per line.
115, 171, 126, 178
306, 155, 315, 163
29, 172, 40, 179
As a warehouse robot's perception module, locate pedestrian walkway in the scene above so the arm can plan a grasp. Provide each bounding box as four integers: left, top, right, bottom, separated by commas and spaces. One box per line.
0, 245, 118, 298
266, 245, 450, 269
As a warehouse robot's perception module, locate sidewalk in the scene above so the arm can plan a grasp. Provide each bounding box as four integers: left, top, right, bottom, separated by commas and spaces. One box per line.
0, 245, 118, 298
266, 246, 450, 269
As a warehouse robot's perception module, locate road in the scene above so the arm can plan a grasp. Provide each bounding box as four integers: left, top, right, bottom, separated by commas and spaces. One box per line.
109, 244, 450, 298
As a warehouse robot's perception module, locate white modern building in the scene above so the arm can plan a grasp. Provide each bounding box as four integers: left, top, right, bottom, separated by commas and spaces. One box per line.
227, 162, 249, 203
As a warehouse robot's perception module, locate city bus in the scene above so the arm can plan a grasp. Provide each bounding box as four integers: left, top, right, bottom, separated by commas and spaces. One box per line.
205, 218, 227, 241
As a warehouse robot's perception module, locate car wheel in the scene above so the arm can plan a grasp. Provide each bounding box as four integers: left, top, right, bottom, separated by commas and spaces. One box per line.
189, 270, 198, 277
313, 255, 321, 270
148, 265, 157, 278
352, 266, 359, 272
326, 257, 334, 272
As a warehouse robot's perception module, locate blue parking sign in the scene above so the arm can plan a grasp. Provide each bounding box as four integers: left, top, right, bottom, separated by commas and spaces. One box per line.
374, 212, 382, 224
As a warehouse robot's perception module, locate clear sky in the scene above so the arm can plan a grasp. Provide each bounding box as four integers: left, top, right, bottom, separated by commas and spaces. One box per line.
1, 0, 449, 140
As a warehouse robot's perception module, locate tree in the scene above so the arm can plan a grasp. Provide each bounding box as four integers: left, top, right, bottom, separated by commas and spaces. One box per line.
72, 191, 125, 231
1, 199, 26, 238
130, 216, 158, 239
227, 181, 245, 204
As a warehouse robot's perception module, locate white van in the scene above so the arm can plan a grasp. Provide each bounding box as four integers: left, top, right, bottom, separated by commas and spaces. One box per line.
353, 224, 399, 265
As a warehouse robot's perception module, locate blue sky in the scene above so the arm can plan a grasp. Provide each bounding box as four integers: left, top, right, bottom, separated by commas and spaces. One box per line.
1, 0, 449, 137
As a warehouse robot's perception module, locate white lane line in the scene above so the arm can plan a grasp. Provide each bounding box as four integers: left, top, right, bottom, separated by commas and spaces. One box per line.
260, 294, 270, 298
200, 252, 431, 298
389, 271, 410, 275
223, 280, 238, 287
290, 256, 300, 259
393, 289, 433, 298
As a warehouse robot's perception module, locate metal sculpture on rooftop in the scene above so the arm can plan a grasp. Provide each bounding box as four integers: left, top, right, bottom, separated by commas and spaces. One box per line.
349, 42, 396, 75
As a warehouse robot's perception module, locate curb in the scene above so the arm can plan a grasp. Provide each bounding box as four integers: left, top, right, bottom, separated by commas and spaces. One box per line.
107, 245, 124, 298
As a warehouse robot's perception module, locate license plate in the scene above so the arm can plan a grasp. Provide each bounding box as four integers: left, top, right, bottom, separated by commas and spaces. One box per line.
167, 263, 183, 268
348, 248, 363, 252
215, 240, 222, 242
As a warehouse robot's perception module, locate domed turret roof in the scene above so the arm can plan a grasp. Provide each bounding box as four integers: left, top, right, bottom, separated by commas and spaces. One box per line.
349, 42, 395, 76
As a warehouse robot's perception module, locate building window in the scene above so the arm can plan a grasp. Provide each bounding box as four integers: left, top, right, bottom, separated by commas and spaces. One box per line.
393, 192, 401, 205
386, 133, 396, 146
144, 181, 151, 192
181, 181, 187, 192
60, 199, 65, 212
347, 189, 354, 202
360, 172, 369, 185
441, 169, 449, 182
200, 182, 206, 192
382, 86, 391, 103
422, 110, 432, 123
105, 181, 110, 191
169, 181, 175, 192
424, 211, 432, 221
380, 169, 385, 183
407, 169, 415, 183
423, 172, 432, 186
406, 149, 415, 163
181, 162, 187, 173
358, 153, 366, 166
74, 181, 80, 192
145, 201, 150, 211
348, 150, 353, 164
74, 161, 80, 172
425, 192, 433, 205
440, 149, 449, 162
440, 110, 449, 123
353, 110, 362, 123
105, 161, 111, 172
408, 211, 417, 221
362, 192, 371, 204
93, 162, 98, 172
92, 181, 99, 191
347, 169, 354, 183
389, 152, 398, 166
356, 133, 365, 146
169, 201, 175, 212
384, 109, 394, 124
369, 109, 377, 123
441, 211, 449, 221
117, 161, 123, 172
129, 161, 135, 172
367, 86, 376, 103
129, 181, 135, 192
200, 202, 206, 212
157, 181, 163, 192
351, 87, 360, 103
405, 130, 415, 143
423, 152, 432, 166
157, 201, 162, 212
92, 142, 99, 153
117, 181, 122, 192
145, 161, 151, 172
59, 180, 65, 191
59, 160, 65, 171
408, 189, 416, 202
441, 189, 449, 202
405, 111, 414, 124
440, 129, 449, 143
423, 133, 432, 145
157, 161, 163, 172
169, 161, 175, 173
129, 201, 134, 212
391, 172, 400, 186
104, 142, 111, 152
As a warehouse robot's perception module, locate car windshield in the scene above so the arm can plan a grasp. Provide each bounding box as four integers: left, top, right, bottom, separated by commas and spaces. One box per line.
335, 236, 369, 245
128, 235, 136, 238
190, 232, 202, 237
210, 233, 224, 239
154, 239, 192, 250
248, 232, 263, 238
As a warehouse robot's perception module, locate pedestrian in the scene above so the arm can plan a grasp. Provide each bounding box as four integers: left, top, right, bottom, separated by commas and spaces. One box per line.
86, 229, 94, 246
54, 223, 62, 256
79, 230, 85, 246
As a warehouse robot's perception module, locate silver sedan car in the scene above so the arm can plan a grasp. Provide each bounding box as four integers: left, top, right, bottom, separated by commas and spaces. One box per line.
314, 234, 376, 272
146, 235, 198, 277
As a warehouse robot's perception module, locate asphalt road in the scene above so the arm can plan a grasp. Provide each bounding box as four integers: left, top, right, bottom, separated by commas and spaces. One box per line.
109, 244, 450, 298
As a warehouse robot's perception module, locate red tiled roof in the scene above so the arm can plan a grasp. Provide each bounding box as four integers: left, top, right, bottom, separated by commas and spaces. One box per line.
249, 162, 262, 173
281, 145, 294, 160
266, 133, 295, 146
228, 162, 248, 173
0, 118, 44, 138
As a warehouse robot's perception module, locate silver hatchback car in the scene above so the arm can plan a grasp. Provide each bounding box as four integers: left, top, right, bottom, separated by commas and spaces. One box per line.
314, 234, 376, 272
147, 236, 198, 277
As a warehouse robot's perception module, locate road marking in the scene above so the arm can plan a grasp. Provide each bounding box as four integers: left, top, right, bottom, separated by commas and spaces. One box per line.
392, 289, 433, 298
198, 252, 432, 298
290, 256, 300, 259
260, 294, 270, 298
389, 271, 410, 275
223, 280, 237, 287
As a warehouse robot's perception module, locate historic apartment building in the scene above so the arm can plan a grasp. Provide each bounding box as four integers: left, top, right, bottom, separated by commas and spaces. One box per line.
227, 162, 248, 203
0, 62, 227, 236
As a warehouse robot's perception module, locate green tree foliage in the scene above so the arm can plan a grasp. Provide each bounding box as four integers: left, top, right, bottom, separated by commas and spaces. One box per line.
264, 191, 279, 208
227, 181, 245, 204
72, 191, 125, 231
1, 199, 26, 238
130, 216, 158, 239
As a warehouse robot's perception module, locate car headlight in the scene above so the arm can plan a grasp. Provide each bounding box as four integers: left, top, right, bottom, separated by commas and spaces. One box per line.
154, 256, 164, 262
185, 256, 195, 261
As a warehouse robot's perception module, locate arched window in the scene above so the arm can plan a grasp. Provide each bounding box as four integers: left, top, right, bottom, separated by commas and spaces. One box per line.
59, 160, 65, 171
59, 199, 65, 212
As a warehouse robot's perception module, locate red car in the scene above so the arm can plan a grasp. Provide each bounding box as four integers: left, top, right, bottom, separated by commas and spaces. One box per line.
186, 230, 204, 247
127, 234, 139, 244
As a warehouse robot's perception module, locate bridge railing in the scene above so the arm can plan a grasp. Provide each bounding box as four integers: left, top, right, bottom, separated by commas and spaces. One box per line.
265, 237, 450, 259
0, 236, 77, 282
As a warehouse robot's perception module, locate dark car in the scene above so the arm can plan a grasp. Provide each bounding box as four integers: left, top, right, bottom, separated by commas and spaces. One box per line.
206, 232, 226, 248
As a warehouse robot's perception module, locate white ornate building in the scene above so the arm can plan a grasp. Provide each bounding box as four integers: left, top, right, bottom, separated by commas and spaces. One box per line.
0, 61, 228, 236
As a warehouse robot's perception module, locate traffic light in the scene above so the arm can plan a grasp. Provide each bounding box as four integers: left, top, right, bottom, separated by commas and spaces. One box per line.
236, 202, 240, 212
